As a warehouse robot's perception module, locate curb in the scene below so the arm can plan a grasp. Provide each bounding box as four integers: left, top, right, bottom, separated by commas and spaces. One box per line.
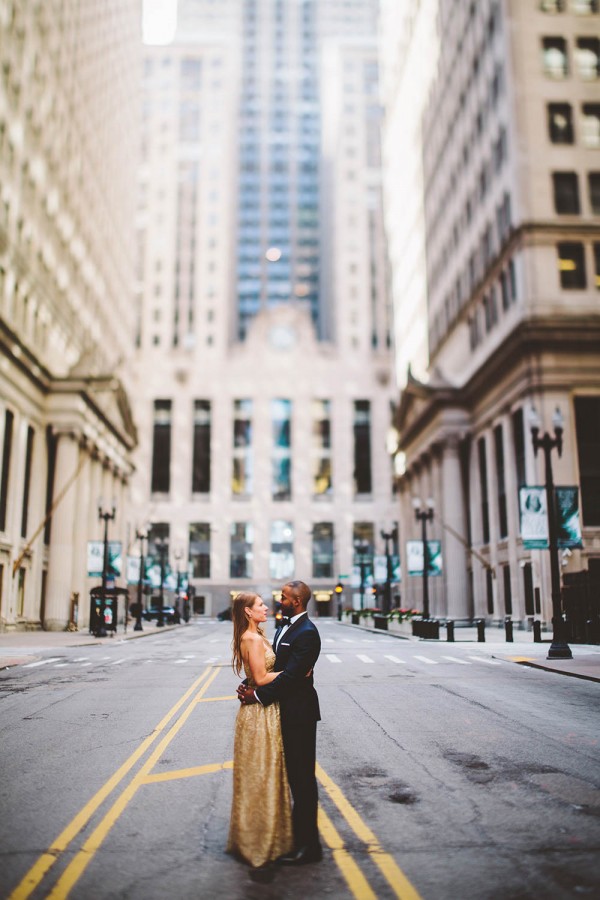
499, 656, 600, 684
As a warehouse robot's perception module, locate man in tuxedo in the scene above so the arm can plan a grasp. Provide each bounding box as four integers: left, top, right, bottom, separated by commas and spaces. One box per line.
237, 580, 322, 865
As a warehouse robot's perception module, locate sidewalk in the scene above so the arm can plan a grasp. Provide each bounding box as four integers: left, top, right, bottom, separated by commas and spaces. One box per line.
341, 619, 600, 684
0, 623, 184, 670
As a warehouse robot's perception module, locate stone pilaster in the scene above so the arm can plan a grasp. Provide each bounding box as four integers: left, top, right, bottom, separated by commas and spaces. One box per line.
440, 438, 470, 619
44, 433, 81, 630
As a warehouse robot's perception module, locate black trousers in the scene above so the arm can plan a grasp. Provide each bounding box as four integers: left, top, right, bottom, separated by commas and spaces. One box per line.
281, 718, 320, 851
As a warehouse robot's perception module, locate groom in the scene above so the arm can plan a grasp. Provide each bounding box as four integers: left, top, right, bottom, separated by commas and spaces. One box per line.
238, 580, 322, 864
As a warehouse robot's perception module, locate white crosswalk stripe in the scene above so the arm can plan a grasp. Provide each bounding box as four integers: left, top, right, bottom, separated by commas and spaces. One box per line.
413, 655, 438, 665
326, 654, 342, 663
357, 654, 374, 663
442, 656, 471, 665
467, 655, 502, 665
174, 659, 188, 664
384, 655, 407, 664
111, 658, 126, 665
23, 658, 61, 668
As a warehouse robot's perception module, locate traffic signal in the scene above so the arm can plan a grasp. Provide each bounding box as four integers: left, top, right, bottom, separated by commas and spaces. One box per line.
334, 582, 343, 594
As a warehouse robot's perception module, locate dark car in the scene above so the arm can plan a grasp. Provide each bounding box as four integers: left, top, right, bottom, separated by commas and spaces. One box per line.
217, 607, 232, 621
142, 605, 180, 624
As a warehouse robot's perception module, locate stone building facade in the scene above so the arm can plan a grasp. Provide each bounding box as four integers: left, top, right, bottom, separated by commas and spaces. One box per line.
0, 1, 141, 630
390, 0, 600, 625
132, 0, 398, 615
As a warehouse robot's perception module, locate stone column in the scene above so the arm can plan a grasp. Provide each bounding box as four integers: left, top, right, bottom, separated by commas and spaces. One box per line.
440, 437, 470, 619
44, 433, 81, 630
69, 441, 91, 627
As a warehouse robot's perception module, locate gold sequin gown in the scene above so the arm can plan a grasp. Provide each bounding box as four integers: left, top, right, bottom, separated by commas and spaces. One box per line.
227, 641, 294, 868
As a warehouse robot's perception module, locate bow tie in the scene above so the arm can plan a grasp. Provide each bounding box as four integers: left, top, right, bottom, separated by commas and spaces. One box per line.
277, 616, 291, 627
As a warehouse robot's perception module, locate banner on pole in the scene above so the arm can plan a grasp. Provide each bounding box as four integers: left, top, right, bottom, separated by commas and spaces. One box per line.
556, 486, 583, 549
406, 541, 442, 576
87, 541, 122, 578
519, 486, 548, 549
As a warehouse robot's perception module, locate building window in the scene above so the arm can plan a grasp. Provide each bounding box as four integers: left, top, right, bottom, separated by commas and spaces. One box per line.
17, 567, 26, 617
581, 103, 600, 147
557, 242, 586, 288
512, 409, 527, 489
44, 426, 57, 545
230, 522, 253, 578
0, 409, 14, 532
192, 400, 211, 494
312, 522, 334, 578
574, 396, 600, 525
542, 37, 568, 78
353, 400, 372, 495
547, 103, 574, 143
486, 568, 494, 616
151, 400, 171, 494
21, 426, 35, 538
271, 399, 292, 501
523, 563, 535, 616
540, 0, 565, 11
189, 523, 210, 578
575, 37, 600, 79
270, 520, 294, 579
494, 425, 508, 539
572, 0, 599, 13
589, 173, 600, 213
478, 436, 490, 544
594, 242, 600, 288
312, 399, 332, 497
232, 400, 253, 497
503, 564, 512, 616
353, 522, 374, 588
552, 172, 580, 213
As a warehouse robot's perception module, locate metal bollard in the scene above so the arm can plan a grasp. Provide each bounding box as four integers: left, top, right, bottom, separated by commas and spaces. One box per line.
446, 620, 455, 642
532, 620, 541, 643
476, 618, 486, 642
504, 617, 513, 642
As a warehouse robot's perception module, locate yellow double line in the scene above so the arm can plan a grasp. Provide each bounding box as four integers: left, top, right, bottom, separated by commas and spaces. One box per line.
9, 666, 217, 900
10, 666, 421, 900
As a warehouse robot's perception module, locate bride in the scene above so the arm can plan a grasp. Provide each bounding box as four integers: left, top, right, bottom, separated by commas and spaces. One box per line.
227, 592, 294, 868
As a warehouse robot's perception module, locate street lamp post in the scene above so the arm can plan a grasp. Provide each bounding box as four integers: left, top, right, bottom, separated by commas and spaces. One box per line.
155, 536, 169, 628
530, 407, 572, 660
380, 526, 398, 615
412, 498, 434, 620
97, 501, 116, 638
134, 528, 147, 632
354, 540, 369, 610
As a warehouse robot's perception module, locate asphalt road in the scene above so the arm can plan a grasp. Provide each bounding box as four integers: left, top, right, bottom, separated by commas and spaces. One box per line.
1, 619, 599, 900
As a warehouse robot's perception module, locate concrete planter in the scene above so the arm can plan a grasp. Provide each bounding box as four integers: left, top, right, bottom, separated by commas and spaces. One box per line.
388, 619, 413, 637
373, 614, 388, 631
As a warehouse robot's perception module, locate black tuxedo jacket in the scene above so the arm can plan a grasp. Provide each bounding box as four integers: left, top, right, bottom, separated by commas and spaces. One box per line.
255, 614, 321, 724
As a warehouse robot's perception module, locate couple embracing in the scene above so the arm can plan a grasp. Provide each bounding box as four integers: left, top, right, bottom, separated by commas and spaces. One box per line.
227, 580, 322, 869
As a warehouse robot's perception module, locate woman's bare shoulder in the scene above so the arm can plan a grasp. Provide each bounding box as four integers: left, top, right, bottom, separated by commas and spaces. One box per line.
241, 630, 262, 643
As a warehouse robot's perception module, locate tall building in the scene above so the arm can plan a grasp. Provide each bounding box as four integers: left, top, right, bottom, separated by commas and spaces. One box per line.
391, 0, 600, 625
0, 1, 141, 630
133, 0, 398, 615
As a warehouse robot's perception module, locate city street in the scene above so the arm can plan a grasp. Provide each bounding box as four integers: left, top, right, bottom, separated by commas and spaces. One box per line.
1, 619, 599, 900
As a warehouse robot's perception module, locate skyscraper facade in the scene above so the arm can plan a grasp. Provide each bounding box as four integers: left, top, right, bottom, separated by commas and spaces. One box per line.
0, 1, 141, 630
133, 0, 397, 615
390, 0, 600, 626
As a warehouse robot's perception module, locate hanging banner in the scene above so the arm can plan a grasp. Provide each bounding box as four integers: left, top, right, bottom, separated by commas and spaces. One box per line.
519, 486, 548, 549
87, 541, 122, 578
406, 541, 442, 576
556, 486, 583, 549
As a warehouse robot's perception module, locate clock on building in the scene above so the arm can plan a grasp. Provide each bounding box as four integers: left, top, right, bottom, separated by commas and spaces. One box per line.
269, 324, 297, 349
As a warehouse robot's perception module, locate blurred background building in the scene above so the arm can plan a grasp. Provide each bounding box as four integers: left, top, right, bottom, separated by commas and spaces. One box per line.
131, 0, 397, 616
1, 0, 598, 631
0, 1, 141, 630
389, 0, 600, 625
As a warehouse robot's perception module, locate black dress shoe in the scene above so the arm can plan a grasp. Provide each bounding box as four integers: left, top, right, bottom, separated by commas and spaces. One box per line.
277, 846, 323, 865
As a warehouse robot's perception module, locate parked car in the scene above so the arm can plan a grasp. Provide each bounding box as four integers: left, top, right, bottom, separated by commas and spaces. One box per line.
217, 607, 232, 621
142, 605, 180, 624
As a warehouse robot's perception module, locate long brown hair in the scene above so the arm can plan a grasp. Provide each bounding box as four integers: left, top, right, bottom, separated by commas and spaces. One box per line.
231, 592, 266, 677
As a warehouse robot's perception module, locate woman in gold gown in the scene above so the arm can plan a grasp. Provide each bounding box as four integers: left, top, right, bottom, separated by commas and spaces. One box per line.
227, 592, 294, 868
